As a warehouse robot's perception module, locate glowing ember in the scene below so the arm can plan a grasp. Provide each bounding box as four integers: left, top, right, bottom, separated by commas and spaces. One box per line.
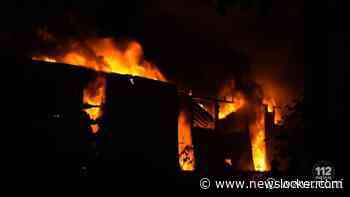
249, 107, 270, 172
224, 158, 232, 166
90, 124, 100, 134
178, 110, 195, 171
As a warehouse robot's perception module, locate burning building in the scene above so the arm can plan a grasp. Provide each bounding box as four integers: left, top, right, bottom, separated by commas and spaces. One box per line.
28, 34, 199, 172
20, 56, 179, 178
186, 84, 277, 173
13, 30, 285, 177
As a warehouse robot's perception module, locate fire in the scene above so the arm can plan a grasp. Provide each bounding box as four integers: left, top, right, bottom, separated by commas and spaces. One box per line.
33, 38, 166, 81
217, 79, 245, 119
32, 36, 167, 134
249, 107, 270, 172
217, 79, 270, 171
178, 110, 195, 171
83, 76, 106, 134
32, 32, 196, 172
32, 56, 57, 63
263, 98, 282, 124
218, 95, 245, 119
32, 33, 195, 172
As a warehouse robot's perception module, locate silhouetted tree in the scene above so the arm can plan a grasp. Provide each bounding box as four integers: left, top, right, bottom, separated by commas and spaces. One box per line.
272, 96, 308, 175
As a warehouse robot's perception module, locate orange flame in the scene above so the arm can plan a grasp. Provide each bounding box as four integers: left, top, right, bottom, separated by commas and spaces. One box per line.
249, 107, 270, 172
217, 80, 245, 119
34, 38, 166, 81
218, 95, 245, 119
32, 56, 57, 63
32, 37, 167, 134
83, 76, 106, 134
263, 98, 282, 124
178, 110, 195, 171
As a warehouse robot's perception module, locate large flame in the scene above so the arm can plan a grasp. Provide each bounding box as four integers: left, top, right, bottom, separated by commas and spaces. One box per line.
249, 106, 270, 172
32, 37, 166, 134
178, 110, 195, 171
33, 38, 166, 81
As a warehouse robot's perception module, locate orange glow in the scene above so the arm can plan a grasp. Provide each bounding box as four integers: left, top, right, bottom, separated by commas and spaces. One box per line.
263, 98, 282, 124
178, 110, 195, 171
249, 107, 270, 172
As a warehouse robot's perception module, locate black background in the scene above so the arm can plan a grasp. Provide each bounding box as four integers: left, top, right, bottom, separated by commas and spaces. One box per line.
307, 0, 348, 181
1, 0, 348, 191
